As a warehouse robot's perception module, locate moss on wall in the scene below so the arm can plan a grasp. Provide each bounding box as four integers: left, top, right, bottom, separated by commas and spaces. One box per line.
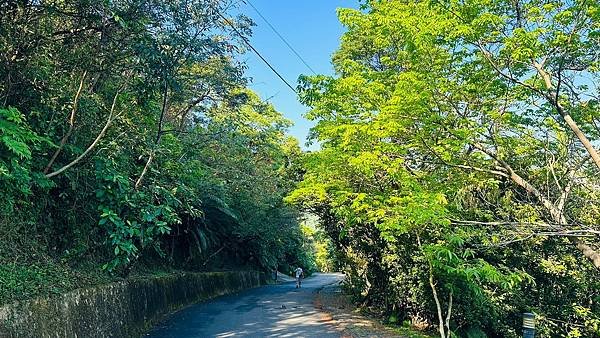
0, 271, 265, 338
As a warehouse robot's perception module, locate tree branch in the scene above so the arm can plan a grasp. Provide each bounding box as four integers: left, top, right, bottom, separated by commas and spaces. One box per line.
417, 233, 447, 338
531, 55, 600, 173
135, 77, 169, 189
134, 152, 154, 190
45, 90, 120, 178
471, 144, 600, 269
445, 289, 453, 337
44, 71, 87, 173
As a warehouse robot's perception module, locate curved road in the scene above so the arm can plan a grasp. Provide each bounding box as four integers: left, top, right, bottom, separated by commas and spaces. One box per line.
146, 273, 344, 338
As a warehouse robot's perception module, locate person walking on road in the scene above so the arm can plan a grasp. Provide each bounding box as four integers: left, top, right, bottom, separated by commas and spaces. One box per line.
295, 267, 303, 288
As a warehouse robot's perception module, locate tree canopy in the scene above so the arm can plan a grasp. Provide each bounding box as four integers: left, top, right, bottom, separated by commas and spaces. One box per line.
0, 0, 312, 303
289, 0, 600, 336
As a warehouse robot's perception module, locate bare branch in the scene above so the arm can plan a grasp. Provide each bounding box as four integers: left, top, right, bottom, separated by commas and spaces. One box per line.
417, 233, 447, 338
135, 76, 169, 190
475, 43, 545, 96
445, 289, 453, 337
470, 144, 600, 269
45, 90, 120, 179
447, 163, 510, 178
44, 71, 87, 173
134, 152, 154, 190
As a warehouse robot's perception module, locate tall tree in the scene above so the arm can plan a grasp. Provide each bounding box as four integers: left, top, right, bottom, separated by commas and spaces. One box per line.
0, 0, 313, 303
291, 0, 600, 336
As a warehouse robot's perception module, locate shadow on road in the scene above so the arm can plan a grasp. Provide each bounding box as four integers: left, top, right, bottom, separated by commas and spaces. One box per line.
146, 273, 344, 338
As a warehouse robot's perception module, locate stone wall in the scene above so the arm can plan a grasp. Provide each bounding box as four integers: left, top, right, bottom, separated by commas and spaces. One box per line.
0, 271, 267, 338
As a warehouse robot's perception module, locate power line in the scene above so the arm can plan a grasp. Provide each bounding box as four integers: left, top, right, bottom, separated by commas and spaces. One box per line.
245, 0, 317, 75
216, 11, 298, 94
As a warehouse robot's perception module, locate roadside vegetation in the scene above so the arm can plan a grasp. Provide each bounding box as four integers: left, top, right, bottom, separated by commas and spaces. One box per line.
288, 0, 600, 337
0, 0, 313, 305
1, 1, 599, 337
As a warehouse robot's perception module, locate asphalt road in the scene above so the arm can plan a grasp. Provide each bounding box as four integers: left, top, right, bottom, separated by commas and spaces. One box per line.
145, 273, 345, 338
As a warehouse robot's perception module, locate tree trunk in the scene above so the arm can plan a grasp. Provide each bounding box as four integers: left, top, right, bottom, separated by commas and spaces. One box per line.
418, 234, 448, 338
477, 145, 600, 270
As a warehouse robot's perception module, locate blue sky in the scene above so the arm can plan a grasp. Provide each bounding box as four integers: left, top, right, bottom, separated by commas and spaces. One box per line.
235, 1, 356, 149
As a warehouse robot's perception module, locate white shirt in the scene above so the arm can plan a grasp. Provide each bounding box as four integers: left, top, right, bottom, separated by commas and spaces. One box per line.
295, 267, 303, 278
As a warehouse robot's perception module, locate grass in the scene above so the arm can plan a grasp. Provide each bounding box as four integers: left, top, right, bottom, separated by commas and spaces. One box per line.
389, 326, 435, 338
0, 261, 110, 305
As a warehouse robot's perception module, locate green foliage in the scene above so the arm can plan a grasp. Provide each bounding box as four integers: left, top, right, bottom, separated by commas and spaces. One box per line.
0, 108, 52, 213
0, 0, 312, 303
290, 0, 600, 336
0, 262, 86, 304
308, 225, 337, 273
95, 158, 182, 272
298, 218, 335, 273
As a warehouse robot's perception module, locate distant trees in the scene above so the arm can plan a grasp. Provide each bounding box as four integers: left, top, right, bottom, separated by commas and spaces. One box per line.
289, 0, 600, 336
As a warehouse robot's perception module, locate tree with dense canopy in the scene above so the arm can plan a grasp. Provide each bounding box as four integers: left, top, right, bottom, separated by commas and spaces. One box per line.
289, 0, 600, 336
0, 0, 312, 304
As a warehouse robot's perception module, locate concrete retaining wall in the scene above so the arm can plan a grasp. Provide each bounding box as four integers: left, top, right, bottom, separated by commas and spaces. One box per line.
0, 271, 267, 338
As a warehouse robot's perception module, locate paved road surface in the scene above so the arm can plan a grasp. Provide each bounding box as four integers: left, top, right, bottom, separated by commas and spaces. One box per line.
146, 273, 344, 338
